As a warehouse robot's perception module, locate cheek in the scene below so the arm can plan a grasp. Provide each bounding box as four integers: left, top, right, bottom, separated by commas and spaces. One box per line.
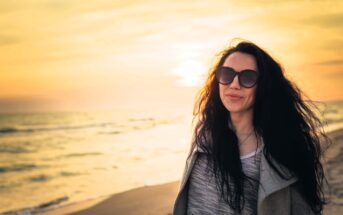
219, 85, 226, 102
245, 88, 256, 104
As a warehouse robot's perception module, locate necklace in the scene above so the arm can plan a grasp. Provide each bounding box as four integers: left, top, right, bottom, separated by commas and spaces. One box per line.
238, 130, 254, 145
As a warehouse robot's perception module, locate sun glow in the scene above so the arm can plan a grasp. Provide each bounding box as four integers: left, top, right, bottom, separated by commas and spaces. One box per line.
173, 60, 207, 87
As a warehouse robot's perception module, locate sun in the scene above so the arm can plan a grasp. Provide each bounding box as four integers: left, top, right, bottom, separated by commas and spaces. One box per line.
173, 60, 207, 87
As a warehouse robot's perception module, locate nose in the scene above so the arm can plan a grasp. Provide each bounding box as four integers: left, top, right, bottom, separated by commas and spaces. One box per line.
229, 74, 241, 89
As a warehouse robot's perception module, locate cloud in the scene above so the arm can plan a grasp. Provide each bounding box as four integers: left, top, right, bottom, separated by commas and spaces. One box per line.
0, 35, 19, 46
0, 96, 54, 113
0, 1, 17, 13
324, 71, 343, 79
303, 13, 343, 28
314, 60, 343, 66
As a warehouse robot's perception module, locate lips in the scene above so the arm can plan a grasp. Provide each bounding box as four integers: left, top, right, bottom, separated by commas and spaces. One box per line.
226, 93, 243, 100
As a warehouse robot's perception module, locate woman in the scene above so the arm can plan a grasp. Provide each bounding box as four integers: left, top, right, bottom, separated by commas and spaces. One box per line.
173, 40, 329, 215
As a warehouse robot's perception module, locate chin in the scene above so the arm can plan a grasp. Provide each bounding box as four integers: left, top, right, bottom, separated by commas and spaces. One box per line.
225, 104, 252, 114
228, 109, 245, 114
225, 106, 243, 113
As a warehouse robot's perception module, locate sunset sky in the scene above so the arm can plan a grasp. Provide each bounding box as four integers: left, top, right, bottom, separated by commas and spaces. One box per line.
1, 0, 342, 113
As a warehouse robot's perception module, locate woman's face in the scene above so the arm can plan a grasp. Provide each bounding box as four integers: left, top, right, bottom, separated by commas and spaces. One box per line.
219, 51, 258, 114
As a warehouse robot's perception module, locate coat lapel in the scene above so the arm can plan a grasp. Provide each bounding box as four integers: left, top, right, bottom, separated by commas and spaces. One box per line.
257, 152, 298, 212
173, 146, 200, 215
178, 146, 201, 192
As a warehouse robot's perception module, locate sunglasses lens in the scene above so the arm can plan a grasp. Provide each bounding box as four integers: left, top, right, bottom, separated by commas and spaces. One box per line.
240, 70, 258, 87
216, 67, 235, 84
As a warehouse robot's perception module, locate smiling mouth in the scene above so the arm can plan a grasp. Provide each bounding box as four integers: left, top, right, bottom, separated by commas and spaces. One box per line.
226, 94, 243, 100
226, 94, 242, 98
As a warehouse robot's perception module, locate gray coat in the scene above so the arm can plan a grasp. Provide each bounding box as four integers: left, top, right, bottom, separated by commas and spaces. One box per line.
172, 145, 318, 215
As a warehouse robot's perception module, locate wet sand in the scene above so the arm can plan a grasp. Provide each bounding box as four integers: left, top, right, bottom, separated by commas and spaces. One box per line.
322, 128, 343, 215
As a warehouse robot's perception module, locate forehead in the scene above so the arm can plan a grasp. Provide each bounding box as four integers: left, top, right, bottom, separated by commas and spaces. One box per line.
222, 52, 258, 71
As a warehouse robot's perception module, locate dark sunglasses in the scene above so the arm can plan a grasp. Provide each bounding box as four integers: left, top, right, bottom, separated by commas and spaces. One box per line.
216, 66, 259, 88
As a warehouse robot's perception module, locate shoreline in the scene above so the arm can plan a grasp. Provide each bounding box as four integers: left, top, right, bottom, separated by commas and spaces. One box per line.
8, 127, 343, 215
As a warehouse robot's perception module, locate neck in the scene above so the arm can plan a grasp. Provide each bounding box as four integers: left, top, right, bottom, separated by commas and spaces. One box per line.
229, 110, 259, 154
229, 110, 254, 135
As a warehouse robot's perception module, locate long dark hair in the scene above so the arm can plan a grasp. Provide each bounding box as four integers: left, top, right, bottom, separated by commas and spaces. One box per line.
190, 39, 330, 213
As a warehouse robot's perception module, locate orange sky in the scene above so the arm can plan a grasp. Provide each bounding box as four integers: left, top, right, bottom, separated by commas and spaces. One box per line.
0, 0, 342, 113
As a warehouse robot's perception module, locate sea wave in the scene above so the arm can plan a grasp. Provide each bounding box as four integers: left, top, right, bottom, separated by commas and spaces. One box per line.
60, 152, 103, 158
0, 164, 38, 174
0, 145, 33, 154
0, 196, 69, 215
0, 117, 169, 135
0, 123, 116, 135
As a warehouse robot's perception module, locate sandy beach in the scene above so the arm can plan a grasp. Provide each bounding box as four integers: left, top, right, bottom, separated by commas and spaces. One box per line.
36, 128, 343, 215
36, 181, 180, 215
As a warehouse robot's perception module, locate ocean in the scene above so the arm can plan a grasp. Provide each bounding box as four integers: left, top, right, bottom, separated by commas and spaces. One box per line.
0, 100, 342, 214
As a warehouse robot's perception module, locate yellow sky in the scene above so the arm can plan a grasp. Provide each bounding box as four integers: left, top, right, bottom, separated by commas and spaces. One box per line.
0, 0, 342, 113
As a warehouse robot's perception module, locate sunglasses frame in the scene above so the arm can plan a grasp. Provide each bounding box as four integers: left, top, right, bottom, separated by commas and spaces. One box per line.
216, 66, 259, 88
